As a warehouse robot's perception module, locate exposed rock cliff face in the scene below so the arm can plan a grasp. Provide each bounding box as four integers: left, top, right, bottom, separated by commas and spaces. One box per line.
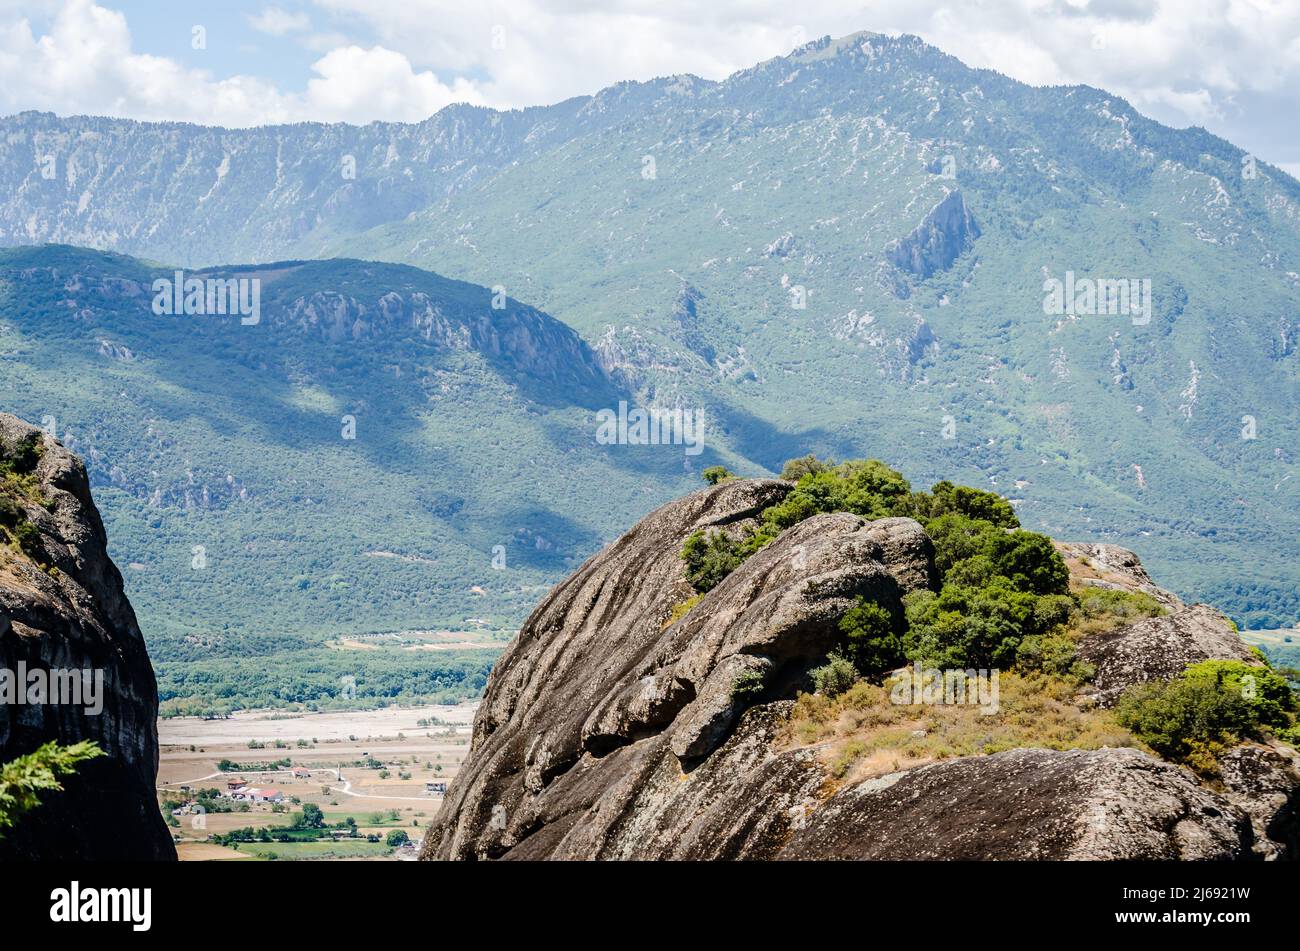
884, 189, 980, 284
425, 480, 1297, 861
0, 413, 174, 860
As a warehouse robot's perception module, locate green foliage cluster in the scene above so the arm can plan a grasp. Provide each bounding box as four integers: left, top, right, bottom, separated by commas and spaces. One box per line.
729, 668, 767, 701
296, 803, 325, 828
680, 529, 758, 593
1014, 632, 1095, 680
0, 740, 103, 836
682, 457, 1071, 672
1115, 660, 1299, 770
809, 653, 858, 699
0, 432, 41, 475
701, 466, 735, 485
1072, 587, 1166, 626
0, 431, 45, 559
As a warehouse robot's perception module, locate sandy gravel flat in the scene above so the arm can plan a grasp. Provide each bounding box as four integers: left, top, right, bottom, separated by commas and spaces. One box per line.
159, 702, 478, 746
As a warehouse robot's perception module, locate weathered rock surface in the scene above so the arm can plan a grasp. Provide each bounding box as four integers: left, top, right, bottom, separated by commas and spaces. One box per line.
423, 479, 936, 859
0, 413, 174, 860
1077, 603, 1262, 707
1217, 742, 1300, 860
425, 479, 1297, 861
780, 747, 1252, 860
1054, 541, 1182, 609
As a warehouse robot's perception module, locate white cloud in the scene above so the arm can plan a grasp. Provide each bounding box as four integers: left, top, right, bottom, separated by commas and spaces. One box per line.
305, 0, 1300, 141
0, 0, 481, 125
305, 45, 484, 123
0, 0, 1296, 169
247, 6, 311, 37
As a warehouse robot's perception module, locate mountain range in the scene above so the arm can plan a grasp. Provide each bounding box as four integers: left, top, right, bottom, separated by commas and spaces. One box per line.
0, 245, 703, 709
1, 30, 1299, 711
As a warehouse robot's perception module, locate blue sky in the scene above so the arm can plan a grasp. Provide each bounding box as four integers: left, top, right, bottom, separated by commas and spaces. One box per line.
2, 0, 1297, 175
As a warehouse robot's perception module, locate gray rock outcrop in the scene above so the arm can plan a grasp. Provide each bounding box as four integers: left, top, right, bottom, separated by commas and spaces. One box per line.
1054, 541, 1182, 609
1218, 742, 1300, 859
1077, 603, 1262, 707
0, 413, 174, 860
781, 747, 1252, 860
424, 479, 1297, 861
884, 189, 981, 282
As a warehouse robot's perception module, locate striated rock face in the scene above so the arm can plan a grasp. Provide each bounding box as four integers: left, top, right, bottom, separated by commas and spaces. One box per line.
425, 479, 1296, 861
1077, 603, 1262, 707
423, 479, 936, 859
0, 413, 174, 860
781, 747, 1252, 860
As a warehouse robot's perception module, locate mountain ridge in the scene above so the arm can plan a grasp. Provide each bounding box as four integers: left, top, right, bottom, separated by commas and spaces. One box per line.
2, 29, 1299, 633
0, 244, 721, 713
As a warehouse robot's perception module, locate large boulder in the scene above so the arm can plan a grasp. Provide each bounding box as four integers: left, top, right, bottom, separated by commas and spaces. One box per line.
1217, 741, 1300, 860
780, 747, 1252, 860
0, 413, 174, 860
422, 480, 934, 860
425, 479, 1296, 861
1076, 603, 1262, 707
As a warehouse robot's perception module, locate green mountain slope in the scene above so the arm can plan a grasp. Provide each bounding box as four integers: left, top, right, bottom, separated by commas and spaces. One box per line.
0, 245, 713, 711
334, 35, 1300, 627
1, 31, 1298, 627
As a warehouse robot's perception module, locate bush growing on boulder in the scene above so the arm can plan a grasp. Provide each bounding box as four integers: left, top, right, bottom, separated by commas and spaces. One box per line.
680, 457, 1072, 673
681, 530, 747, 593
1115, 660, 1298, 770
701, 465, 734, 485
730, 669, 766, 701
810, 653, 858, 698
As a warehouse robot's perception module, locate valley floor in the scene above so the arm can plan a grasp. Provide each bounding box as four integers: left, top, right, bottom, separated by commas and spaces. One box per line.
157, 702, 477, 861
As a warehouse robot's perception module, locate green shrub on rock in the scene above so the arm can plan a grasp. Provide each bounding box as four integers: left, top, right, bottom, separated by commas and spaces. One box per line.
701, 465, 734, 485
678, 456, 1072, 673
810, 653, 858, 698
1115, 660, 1298, 770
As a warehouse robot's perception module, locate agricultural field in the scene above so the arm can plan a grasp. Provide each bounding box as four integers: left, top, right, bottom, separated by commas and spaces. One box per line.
158, 703, 476, 861
1241, 627, 1300, 670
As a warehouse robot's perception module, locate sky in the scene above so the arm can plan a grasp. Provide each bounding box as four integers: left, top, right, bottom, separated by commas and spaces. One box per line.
1, 0, 1297, 175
